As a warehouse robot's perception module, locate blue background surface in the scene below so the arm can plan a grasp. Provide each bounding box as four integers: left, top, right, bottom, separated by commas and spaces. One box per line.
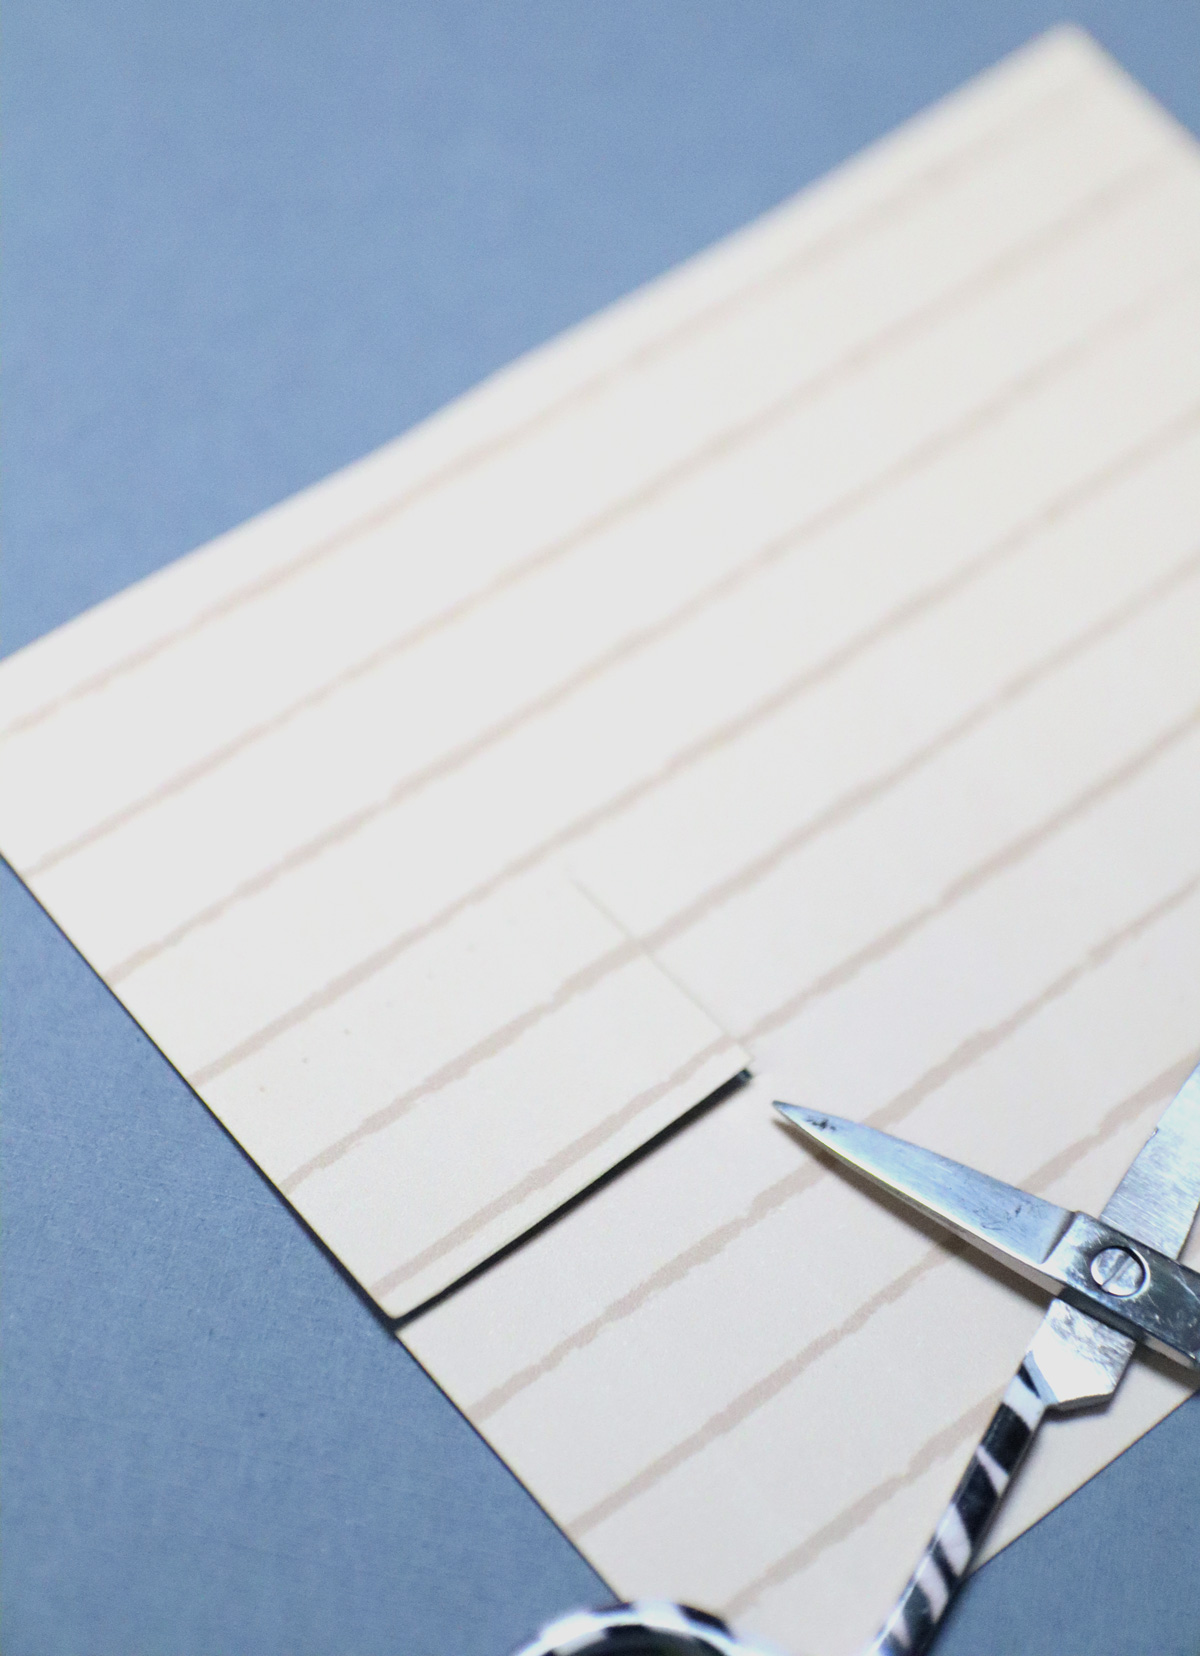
3, 5, 1199, 1652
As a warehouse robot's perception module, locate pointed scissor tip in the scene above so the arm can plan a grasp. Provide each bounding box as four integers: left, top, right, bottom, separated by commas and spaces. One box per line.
773, 1101, 837, 1134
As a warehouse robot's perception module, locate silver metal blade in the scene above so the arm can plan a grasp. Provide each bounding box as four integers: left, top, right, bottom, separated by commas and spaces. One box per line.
1023, 1300, 1136, 1409
774, 1104, 1073, 1286
1102, 1059, 1200, 1259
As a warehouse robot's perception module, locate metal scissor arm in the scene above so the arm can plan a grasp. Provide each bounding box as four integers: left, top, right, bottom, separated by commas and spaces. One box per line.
774, 1103, 1200, 1366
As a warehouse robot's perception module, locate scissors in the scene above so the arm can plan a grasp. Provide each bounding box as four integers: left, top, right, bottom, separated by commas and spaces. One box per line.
512, 1058, 1200, 1656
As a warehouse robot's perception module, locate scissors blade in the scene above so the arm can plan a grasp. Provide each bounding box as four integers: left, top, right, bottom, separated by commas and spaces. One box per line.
774, 1104, 1073, 1289
1101, 1059, 1200, 1258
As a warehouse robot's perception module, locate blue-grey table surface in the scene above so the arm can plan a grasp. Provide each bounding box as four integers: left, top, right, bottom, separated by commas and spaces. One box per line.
3, 5, 1199, 1653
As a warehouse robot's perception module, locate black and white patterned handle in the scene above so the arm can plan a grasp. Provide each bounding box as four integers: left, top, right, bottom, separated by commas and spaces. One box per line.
867, 1363, 1046, 1655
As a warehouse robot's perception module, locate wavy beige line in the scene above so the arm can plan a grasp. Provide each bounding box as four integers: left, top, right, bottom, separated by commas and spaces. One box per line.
641, 551, 1200, 963
720, 1054, 1198, 1618
723, 1393, 998, 1640
276, 705, 1199, 1200
1, 72, 1089, 746
566, 1048, 1197, 1540
28, 152, 1171, 885
567, 1248, 961, 1537
119, 271, 1200, 1011
368, 1037, 740, 1306
465, 893, 1200, 1420
276, 932, 644, 1192
741, 702, 1200, 1048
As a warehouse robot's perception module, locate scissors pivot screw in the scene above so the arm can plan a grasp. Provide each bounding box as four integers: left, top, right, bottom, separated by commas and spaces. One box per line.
1087, 1246, 1145, 1297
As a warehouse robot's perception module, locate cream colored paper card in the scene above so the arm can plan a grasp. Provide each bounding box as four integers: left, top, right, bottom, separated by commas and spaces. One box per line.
2, 23, 1199, 1653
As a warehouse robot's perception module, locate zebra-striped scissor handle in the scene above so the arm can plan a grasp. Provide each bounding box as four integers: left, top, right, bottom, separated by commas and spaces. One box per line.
513, 1598, 778, 1654
868, 1363, 1047, 1655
